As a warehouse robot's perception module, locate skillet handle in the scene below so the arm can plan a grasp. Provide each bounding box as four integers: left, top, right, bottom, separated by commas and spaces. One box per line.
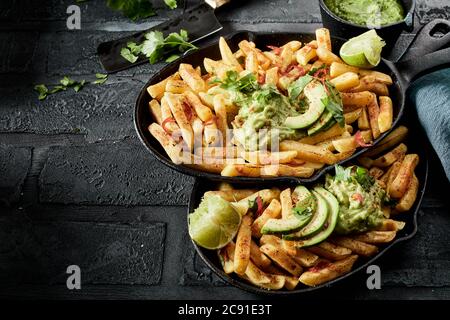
395, 47, 450, 87
401, 19, 450, 61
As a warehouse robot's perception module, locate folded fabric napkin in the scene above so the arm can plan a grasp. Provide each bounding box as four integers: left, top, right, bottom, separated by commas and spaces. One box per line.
408, 68, 450, 181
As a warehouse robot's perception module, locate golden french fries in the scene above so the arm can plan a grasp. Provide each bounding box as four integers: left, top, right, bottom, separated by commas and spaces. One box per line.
299, 255, 358, 286
389, 154, 419, 198
234, 215, 253, 275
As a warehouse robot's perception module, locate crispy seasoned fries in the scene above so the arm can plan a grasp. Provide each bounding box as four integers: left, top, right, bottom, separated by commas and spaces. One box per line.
147, 28, 397, 178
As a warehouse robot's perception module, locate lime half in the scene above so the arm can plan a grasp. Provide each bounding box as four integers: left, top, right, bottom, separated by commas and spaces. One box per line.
188, 195, 241, 250
340, 30, 386, 68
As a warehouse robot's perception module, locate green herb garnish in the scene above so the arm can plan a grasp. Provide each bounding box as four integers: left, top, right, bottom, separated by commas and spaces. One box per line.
164, 0, 177, 9
93, 73, 108, 84
212, 70, 259, 94
106, 0, 156, 21
321, 81, 345, 127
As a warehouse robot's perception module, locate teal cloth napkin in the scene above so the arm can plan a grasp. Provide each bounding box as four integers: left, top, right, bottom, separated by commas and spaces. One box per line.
408, 68, 450, 181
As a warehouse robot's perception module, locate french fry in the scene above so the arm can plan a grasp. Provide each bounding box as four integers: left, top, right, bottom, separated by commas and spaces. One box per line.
260, 234, 283, 247
357, 156, 374, 168
280, 188, 292, 218
377, 219, 406, 231
252, 199, 282, 238
198, 91, 214, 109
395, 173, 419, 212
219, 36, 243, 72
264, 50, 281, 65
185, 162, 226, 174
316, 28, 332, 50
359, 70, 393, 85
308, 242, 352, 261
149, 99, 163, 125
184, 91, 213, 122
353, 231, 397, 244
213, 94, 228, 145
160, 96, 180, 134
344, 108, 362, 124
221, 164, 262, 177
290, 248, 320, 267
358, 107, 371, 130
280, 46, 295, 73
148, 123, 183, 164
261, 164, 315, 177
386, 161, 402, 191
234, 215, 253, 275
332, 136, 357, 153
367, 93, 381, 139
300, 123, 346, 145
284, 276, 300, 290
330, 237, 379, 257
199, 146, 239, 159
265, 66, 279, 86
218, 242, 235, 274
283, 40, 302, 51
280, 140, 335, 164
347, 76, 389, 96
299, 255, 358, 287
330, 62, 359, 78
179, 63, 206, 92
364, 126, 408, 157
241, 151, 298, 165
389, 154, 419, 198
204, 189, 258, 202
166, 93, 194, 150
244, 260, 286, 290
260, 244, 303, 277
296, 45, 317, 66
238, 40, 271, 69
371, 143, 407, 167
245, 51, 259, 73
369, 166, 385, 179
147, 72, 180, 100
341, 91, 373, 111
378, 96, 393, 133
316, 46, 342, 65
250, 240, 271, 269
329, 72, 360, 91
165, 79, 190, 94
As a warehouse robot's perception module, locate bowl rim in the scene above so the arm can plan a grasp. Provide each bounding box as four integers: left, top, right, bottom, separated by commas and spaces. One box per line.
318, 0, 416, 30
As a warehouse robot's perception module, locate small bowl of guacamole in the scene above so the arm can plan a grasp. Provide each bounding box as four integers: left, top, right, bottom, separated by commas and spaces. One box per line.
319, 0, 415, 53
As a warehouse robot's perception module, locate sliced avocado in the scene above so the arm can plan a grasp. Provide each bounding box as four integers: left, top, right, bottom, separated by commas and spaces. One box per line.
261, 212, 313, 235
293, 187, 339, 248
285, 81, 327, 129
282, 190, 328, 240
261, 186, 314, 235
307, 110, 335, 136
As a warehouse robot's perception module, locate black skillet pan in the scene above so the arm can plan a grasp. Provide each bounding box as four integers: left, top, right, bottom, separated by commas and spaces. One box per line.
187, 115, 429, 295
135, 25, 450, 184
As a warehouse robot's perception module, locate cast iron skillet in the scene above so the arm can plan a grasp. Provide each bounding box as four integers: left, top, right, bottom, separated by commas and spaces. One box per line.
187, 116, 429, 295
135, 25, 450, 184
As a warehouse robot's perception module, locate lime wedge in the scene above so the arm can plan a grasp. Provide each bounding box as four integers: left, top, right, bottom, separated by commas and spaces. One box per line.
340, 30, 386, 68
188, 195, 241, 250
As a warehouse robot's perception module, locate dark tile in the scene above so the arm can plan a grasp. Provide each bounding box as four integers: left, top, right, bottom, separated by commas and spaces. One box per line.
0, 145, 31, 205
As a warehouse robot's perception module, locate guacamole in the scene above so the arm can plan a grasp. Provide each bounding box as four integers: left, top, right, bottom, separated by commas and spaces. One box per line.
232, 86, 305, 151
325, 166, 384, 234
324, 0, 405, 27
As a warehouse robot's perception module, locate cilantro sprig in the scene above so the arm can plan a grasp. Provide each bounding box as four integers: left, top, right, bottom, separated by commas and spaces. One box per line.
106, 0, 156, 21
211, 71, 259, 94
334, 165, 375, 191
34, 74, 108, 101
164, 0, 177, 9
120, 29, 197, 65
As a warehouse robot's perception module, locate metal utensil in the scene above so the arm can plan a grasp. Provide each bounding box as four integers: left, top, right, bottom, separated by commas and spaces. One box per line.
97, 0, 230, 73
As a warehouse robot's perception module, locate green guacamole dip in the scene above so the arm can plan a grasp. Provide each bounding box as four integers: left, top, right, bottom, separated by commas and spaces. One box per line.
232, 86, 305, 151
324, 0, 405, 27
325, 166, 385, 234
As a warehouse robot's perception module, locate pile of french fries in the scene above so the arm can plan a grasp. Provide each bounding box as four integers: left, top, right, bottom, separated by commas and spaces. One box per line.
209, 128, 420, 290
147, 28, 396, 178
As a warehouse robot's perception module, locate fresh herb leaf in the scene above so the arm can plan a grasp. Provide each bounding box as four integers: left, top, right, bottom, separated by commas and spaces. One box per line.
106, 0, 156, 21
34, 84, 49, 100
141, 30, 165, 63
215, 71, 259, 94
120, 41, 143, 63
308, 64, 327, 76
321, 81, 344, 127
292, 205, 313, 218
60, 76, 75, 87
354, 166, 375, 190
164, 0, 177, 10
48, 85, 67, 94
93, 73, 108, 84
287, 75, 312, 100
334, 164, 352, 181
165, 54, 179, 63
